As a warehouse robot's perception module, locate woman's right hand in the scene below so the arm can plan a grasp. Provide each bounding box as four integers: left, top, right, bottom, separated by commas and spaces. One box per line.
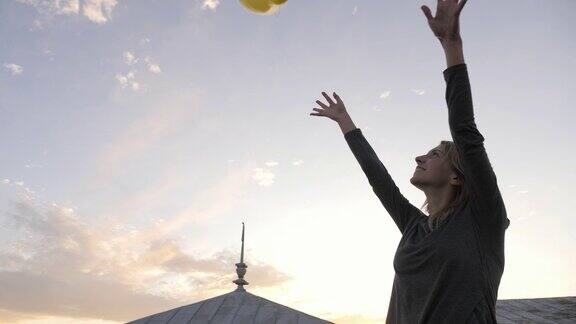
310, 91, 350, 123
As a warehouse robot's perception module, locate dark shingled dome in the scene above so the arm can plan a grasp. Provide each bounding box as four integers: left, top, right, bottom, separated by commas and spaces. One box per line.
128, 289, 333, 324
496, 296, 576, 323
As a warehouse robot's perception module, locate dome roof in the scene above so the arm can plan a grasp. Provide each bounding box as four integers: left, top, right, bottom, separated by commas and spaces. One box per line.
128, 289, 333, 324
496, 296, 576, 323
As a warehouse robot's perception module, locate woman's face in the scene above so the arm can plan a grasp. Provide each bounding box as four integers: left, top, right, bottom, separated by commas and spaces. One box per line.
410, 145, 455, 189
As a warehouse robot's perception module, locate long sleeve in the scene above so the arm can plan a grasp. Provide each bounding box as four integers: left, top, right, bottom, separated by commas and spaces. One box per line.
344, 128, 425, 234
443, 64, 509, 230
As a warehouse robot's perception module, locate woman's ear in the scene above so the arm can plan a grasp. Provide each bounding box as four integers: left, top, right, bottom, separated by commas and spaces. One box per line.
450, 174, 461, 186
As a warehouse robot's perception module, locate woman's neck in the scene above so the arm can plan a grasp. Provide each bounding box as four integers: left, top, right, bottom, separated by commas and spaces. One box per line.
425, 185, 455, 216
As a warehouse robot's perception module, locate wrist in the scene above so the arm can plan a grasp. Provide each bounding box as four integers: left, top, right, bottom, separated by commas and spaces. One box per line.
337, 113, 352, 124
441, 39, 465, 68
338, 115, 356, 134
441, 37, 463, 49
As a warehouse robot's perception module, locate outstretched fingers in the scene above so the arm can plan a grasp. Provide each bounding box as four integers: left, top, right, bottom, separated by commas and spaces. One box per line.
315, 100, 328, 109
310, 107, 324, 116
333, 92, 343, 105
311, 91, 344, 118
421, 5, 433, 20
321, 91, 335, 106
456, 0, 468, 16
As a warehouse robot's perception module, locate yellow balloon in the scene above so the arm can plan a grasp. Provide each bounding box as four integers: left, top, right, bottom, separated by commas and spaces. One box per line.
240, 0, 272, 14
270, 0, 288, 4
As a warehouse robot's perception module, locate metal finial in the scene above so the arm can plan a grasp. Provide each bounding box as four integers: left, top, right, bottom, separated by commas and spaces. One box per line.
233, 222, 248, 291
240, 222, 245, 263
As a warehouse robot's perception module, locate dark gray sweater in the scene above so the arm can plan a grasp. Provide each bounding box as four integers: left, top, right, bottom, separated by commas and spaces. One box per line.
344, 64, 510, 323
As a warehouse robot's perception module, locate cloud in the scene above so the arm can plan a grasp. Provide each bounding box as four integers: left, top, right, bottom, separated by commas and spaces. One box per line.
0, 309, 36, 323
4, 63, 23, 75
123, 51, 138, 65
138, 241, 290, 289
2, 179, 36, 199
379, 90, 391, 99
17, 0, 80, 16
202, 0, 220, 11
24, 161, 42, 169
352, 5, 358, 16
148, 64, 161, 74
264, 161, 278, 167
115, 70, 142, 92
115, 53, 162, 91
251, 167, 275, 186
0, 197, 291, 322
115, 72, 129, 85
82, 0, 117, 24
0, 271, 175, 321
410, 89, 426, 96
17, 0, 117, 24
144, 57, 162, 74
31, 19, 45, 30
291, 159, 303, 166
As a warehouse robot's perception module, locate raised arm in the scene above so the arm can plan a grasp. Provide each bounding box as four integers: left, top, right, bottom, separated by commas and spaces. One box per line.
344, 127, 426, 234
421, 0, 509, 230
310, 92, 425, 234
443, 62, 507, 229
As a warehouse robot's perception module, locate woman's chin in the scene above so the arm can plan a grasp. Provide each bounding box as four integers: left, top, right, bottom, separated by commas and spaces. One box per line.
410, 177, 424, 188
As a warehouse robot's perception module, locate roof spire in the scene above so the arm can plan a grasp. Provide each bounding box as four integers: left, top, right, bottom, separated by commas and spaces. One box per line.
233, 222, 249, 291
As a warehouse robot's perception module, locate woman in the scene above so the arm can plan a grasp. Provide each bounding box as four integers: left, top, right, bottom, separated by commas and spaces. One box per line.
310, 1, 510, 323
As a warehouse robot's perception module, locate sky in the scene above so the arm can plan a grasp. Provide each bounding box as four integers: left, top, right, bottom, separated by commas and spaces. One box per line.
1, 0, 575, 323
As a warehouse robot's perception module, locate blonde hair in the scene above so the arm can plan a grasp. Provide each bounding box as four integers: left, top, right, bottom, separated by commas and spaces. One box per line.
419, 141, 471, 231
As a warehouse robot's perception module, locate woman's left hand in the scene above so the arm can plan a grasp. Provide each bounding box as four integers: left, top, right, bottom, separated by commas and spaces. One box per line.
421, 0, 468, 43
